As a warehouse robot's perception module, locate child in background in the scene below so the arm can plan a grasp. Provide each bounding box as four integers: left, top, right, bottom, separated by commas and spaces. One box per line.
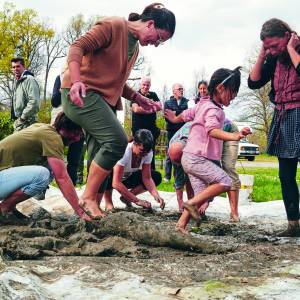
167, 66, 250, 234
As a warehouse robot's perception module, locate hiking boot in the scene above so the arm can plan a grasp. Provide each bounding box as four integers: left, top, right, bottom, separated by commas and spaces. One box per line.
277, 223, 300, 237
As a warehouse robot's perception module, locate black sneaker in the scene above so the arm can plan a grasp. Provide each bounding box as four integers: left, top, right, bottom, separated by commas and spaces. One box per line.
12, 207, 29, 220
33, 190, 46, 200
277, 225, 300, 237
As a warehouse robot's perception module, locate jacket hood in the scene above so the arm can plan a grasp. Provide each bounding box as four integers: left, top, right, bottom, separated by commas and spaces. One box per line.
18, 70, 35, 81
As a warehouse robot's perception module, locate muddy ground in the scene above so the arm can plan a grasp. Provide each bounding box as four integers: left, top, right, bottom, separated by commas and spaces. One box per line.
1, 208, 300, 299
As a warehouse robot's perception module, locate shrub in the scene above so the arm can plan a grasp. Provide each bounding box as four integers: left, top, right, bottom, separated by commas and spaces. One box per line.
38, 99, 52, 124
0, 111, 13, 140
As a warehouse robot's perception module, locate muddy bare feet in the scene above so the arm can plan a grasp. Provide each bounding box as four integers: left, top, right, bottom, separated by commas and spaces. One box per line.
230, 213, 240, 222
183, 203, 200, 226
79, 199, 106, 219
105, 203, 115, 212
175, 223, 189, 235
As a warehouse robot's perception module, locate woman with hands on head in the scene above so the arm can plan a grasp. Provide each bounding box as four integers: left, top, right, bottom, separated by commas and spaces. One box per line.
61, 3, 175, 218
248, 18, 300, 237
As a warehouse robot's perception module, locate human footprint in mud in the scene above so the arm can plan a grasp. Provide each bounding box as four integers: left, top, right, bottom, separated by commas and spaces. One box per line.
0, 112, 90, 221
248, 19, 300, 237
166, 67, 251, 234
97, 129, 165, 211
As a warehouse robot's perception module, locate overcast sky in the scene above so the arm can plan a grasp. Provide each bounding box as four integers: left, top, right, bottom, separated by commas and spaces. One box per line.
2, 0, 299, 118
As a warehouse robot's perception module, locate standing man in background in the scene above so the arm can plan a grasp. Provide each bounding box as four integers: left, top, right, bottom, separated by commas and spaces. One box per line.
163, 83, 189, 182
131, 77, 161, 170
11, 58, 40, 131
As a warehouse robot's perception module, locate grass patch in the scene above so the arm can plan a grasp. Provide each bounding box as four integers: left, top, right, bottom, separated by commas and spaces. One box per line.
238, 167, 300, 202
252, 154, 277, 162
157, 164, 300, 203
52, 154, 297, 203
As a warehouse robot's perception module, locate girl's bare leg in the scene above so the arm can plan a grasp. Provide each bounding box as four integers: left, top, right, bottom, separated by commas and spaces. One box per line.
227, 189, 240, 221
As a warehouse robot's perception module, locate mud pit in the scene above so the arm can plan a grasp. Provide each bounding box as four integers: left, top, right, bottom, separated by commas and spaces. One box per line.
1, 207, 300, 299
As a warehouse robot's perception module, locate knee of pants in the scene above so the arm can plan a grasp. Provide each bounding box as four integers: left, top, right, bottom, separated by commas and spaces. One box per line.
113, 132, 129, 160
22, 167, 51, 196
94, 131, 128, 170
220, 176, 232, 191
151, 171, 162, 186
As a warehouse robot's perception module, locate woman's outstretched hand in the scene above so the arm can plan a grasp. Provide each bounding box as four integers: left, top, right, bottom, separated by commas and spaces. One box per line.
135, 93, 162, 113
69, 81, 86, 107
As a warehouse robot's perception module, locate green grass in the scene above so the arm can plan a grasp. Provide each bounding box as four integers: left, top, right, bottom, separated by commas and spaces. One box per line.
237, 167, 296, 202
253, 153, 278, 162
157, 164, 300, 203
52, 153, 297, 203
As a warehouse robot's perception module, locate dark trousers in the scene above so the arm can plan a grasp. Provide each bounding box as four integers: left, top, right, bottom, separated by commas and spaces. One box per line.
67, 137, 85, 185
164, 130, 176, 179
106, 169, 162, 190
278, 157, 299, 221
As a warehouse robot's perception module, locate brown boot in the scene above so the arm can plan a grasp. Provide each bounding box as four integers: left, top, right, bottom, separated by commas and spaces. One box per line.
278, 221, 300, 237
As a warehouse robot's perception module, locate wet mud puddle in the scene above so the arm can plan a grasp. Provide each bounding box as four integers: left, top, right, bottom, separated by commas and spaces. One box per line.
1, 208, 300, 299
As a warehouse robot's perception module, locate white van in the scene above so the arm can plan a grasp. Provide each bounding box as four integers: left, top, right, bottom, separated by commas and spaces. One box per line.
235, 122, 260, 161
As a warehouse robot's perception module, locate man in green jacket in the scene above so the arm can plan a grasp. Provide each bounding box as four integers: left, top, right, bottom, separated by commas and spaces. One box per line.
11, 57, 40, 131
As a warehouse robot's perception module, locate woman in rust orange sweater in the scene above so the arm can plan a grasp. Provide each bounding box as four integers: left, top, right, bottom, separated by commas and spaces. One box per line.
61, 3, 176, 218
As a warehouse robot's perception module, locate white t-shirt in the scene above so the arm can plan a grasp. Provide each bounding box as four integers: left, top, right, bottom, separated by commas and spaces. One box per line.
117, 142, 153, 179
187, 100, 196, 108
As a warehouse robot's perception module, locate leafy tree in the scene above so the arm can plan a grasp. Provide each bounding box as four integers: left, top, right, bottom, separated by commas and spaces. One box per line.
0, 3, 52, 103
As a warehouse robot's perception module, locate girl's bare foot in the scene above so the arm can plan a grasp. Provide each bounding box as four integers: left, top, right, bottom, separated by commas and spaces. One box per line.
175, 223, 189, 235
183, 203, 200, 225
230, 213, 240, 222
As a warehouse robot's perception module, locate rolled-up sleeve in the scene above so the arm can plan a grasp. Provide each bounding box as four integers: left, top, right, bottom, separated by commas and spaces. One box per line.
248, 55, 276, 90
68, 21, 112, 65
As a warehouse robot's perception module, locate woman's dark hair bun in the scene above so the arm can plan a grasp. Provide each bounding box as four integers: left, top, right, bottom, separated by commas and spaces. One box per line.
128, 13, 140, 21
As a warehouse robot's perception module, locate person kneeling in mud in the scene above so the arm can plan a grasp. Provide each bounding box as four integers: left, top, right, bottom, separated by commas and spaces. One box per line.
166, 67, 250, 234
99, 129, 165, 211
0, 112, 90, 221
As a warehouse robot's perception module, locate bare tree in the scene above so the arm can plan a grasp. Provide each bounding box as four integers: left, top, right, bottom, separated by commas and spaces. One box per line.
63, 14, 102, 49
234, 48, 274, 141
42, 32, 66, 100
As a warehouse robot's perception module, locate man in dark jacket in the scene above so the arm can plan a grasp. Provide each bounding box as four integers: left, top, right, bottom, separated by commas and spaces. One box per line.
163, 83, 189, 181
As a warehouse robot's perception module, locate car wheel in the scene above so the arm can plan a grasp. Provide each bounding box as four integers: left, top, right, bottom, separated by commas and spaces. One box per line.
247, 156, 255, 161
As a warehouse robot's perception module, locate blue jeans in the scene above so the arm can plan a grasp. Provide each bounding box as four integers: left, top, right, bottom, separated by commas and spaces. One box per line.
0, 166, 51, 199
